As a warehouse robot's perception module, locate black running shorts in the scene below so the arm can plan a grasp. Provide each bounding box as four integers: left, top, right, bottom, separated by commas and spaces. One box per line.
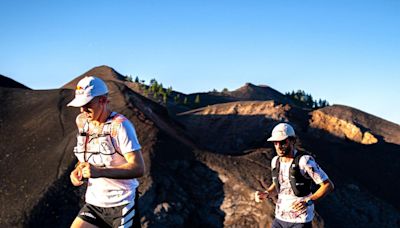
77, 200, 139, 228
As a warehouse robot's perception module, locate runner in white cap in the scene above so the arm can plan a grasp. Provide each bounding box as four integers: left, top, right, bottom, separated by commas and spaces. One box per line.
256, 123, 334, 228
68, 76, 145, 228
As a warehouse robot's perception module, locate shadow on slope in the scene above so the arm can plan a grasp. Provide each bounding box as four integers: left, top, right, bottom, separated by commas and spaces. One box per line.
300, 130, 400, 227
0, 87, 78, 227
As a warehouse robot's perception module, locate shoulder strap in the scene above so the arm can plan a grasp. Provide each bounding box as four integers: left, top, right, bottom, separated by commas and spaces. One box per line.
109, 113, 127, 137
100, 113, 127, 156
294, 151, 316, 175
294, 151, 315, 179
275, 157, 281, 173
271, 156, 281, 193
294, 151, 306, 169
290, 151, 313, 196
100, 112, 126, 136
76, 113, 88, 133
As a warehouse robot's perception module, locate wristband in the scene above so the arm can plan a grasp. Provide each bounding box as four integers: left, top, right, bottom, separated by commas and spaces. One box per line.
306, 199, 314, 206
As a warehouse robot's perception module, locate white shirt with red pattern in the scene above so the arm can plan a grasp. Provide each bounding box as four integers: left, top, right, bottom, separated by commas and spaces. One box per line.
271, 150, 329, 223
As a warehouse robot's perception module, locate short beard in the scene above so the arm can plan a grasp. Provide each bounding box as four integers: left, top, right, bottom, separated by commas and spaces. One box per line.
277, 146, 292, 157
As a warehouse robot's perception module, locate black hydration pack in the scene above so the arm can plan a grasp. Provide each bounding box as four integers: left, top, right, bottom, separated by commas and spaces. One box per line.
271, 151, 315, 197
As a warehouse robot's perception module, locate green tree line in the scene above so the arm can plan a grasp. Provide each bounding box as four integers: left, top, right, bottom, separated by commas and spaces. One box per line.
285, 90, 329, 109
125, 75, 200, 106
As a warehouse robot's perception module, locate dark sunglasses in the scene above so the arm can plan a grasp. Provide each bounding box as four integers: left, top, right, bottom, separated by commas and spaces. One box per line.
273, 139, 289, 147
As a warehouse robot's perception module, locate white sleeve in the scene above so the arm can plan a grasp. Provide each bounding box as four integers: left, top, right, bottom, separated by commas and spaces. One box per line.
117, 119, 141, 154
299, 155, 329, 185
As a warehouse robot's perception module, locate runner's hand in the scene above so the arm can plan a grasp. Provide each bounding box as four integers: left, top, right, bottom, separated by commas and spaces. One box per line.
70, 167, 84, 186
81, 162, 101, 178
292, 199, 308, 213
255, 191, 269, 202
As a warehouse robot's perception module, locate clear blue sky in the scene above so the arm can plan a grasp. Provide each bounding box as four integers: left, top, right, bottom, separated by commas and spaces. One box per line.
1, 0, 399, 124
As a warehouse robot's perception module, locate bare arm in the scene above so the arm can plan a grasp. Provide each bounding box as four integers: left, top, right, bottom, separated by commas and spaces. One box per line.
309, 178, 334, 203
81, 150, 145, 179
294, 155, 335, 208
257, 182, 278, 201
266, 182, 276, 194
292, 178, 334, 211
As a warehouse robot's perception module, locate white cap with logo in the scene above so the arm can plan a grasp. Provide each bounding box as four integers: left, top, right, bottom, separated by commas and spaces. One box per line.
67, 76, 108, 107
267, 123, 296, 141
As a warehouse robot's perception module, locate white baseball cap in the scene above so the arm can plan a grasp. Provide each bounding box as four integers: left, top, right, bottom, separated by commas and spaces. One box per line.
67, 76, 108, 107
267, 123, 296, 141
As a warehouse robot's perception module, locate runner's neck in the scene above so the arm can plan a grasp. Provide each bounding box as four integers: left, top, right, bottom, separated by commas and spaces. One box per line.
280, 149, 297, 163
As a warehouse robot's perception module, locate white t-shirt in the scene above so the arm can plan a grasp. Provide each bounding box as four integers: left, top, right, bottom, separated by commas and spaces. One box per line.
74, 112, 142, 207
271, 150, 329, 223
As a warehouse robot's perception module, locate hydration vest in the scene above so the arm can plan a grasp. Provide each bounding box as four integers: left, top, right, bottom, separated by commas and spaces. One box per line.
74, 112, 127, 167
271, 151, 314, 197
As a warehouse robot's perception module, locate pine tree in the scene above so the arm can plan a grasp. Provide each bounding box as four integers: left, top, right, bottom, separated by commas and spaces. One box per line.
174, 94, 180, 104
166, 86, 173, 96
195, 94, 200, 104
163, 93, 167, 104
158, 86, 164, 96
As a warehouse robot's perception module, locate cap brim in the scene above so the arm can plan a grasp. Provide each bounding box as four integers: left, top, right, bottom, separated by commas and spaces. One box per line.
267, 135, 288, 142
67, 96, 93, 107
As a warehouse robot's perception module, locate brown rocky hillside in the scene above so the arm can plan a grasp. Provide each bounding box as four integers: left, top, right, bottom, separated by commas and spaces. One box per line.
310, 104, 400, 145
227, 82, 293, 104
